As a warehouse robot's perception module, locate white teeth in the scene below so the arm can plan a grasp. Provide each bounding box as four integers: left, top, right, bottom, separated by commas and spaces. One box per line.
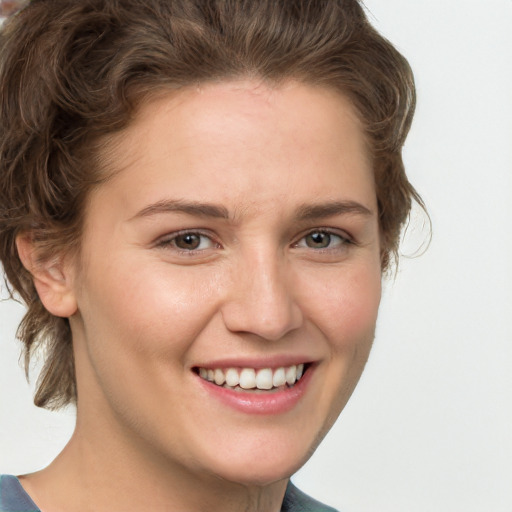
198, 364, 307, 390
272, 367, 286, 387
239, 368, 256, 389
256, 368, 273, 390
225, 367, 239, 387
214, 368, 225, 386
285, 365, 297, 385
296, 363, 304, 380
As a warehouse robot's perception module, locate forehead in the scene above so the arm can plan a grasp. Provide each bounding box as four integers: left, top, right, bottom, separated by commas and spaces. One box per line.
91, 79, 375, 220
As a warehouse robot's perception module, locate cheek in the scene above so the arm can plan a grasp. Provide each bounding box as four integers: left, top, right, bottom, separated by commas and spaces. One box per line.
301, 264, 382, 350
294, 265, 381, 445
72, 260, 225, 419
78, 258, 223, 359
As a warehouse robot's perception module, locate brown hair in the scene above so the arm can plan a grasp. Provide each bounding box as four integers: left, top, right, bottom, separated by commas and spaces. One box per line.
0, 0, 423, 409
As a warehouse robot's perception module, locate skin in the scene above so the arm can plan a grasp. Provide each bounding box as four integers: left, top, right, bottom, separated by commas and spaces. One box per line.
18, 80, 382, 512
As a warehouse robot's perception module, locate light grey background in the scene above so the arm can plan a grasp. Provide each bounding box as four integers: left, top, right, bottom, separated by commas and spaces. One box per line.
1, 1, 511, 511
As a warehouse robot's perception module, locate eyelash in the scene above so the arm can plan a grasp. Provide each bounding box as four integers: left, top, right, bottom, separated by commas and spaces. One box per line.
293, 229, 353, 252
155, 228, 353, 256
155, 230, 219, 255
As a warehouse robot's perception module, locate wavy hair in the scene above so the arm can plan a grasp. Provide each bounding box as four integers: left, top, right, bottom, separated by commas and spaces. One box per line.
0, 0, 423, 408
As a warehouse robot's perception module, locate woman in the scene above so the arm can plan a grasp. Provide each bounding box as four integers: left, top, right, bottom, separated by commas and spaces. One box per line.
0, 1, 422, 510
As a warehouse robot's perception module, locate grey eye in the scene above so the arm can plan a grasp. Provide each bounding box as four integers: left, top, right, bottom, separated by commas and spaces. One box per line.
295, 230, 348, 251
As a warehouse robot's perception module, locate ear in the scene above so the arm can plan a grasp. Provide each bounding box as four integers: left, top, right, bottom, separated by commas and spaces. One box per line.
16, 234, 78, 318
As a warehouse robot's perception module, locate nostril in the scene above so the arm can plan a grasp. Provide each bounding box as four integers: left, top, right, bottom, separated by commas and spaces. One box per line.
220, 298, 303, 341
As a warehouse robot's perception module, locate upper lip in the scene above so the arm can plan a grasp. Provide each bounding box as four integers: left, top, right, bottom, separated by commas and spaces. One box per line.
192, 355, 318, 370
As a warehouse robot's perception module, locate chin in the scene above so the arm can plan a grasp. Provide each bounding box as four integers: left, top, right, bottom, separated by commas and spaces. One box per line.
210, 459, 302, 488
192, 426, 326, 488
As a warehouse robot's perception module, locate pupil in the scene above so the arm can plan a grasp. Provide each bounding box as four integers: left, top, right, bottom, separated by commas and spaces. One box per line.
307, 232, 330, 248
176, 234, 200, 250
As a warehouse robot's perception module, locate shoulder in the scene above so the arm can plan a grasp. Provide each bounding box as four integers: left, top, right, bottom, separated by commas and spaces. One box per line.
0, 475, 40, 512
282, 481, 340, 512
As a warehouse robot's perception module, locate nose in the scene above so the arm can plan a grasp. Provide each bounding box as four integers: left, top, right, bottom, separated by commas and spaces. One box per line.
220, 251, 303, 341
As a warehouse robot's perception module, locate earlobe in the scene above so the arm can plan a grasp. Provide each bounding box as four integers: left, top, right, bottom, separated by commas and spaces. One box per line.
16, 234, 78, 318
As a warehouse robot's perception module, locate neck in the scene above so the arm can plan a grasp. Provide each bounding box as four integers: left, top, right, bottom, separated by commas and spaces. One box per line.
19, 419, 288, 512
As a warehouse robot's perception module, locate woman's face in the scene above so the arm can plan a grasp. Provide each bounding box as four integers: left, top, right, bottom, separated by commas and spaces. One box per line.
68, 80, 382, 485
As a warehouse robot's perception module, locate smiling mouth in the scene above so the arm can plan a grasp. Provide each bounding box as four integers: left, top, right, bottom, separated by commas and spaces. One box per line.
195, 364, 308, 392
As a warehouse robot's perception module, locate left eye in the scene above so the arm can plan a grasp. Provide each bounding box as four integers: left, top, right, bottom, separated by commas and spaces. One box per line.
296, 230, 347, 249
159, 232, 216, 251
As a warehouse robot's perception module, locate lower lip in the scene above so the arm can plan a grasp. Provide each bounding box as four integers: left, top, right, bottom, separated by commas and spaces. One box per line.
197, 367, 314, 415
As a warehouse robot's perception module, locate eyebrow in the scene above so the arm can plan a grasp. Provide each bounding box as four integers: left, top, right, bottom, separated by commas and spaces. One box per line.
131, 198, 373, 222
295, 201, 373, 221
132, 199, 230, 220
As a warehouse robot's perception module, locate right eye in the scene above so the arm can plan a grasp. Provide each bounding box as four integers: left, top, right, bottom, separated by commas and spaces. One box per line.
156, 231, 218, 253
